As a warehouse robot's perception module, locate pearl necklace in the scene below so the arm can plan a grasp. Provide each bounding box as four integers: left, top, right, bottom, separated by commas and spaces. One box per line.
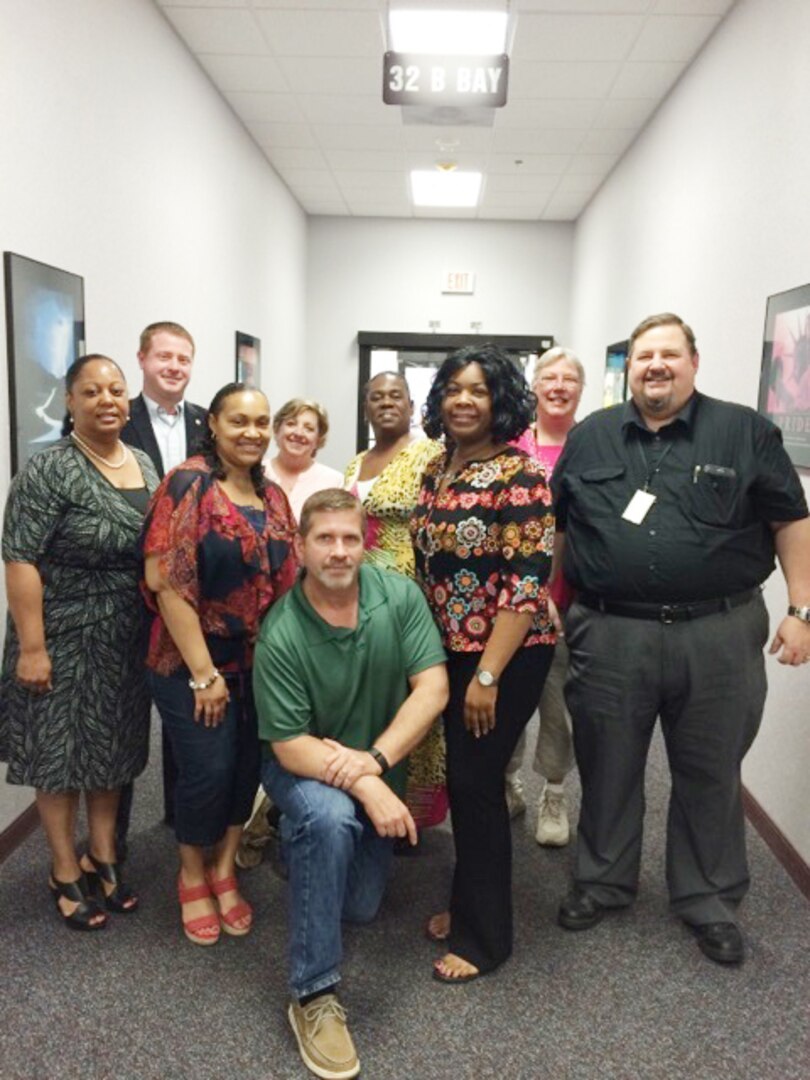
70, 431, 129, 469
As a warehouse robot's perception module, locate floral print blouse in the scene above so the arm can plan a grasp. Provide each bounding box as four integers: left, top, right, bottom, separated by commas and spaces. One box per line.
141, 456, 298, 676
411, 446, 555, 653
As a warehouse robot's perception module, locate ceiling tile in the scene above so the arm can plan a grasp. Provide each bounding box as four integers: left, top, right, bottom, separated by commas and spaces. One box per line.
161, 7, 267, 54
652, 0, 734, 13
197, 54, 288, 94
323, 149, 406, 171
478, 206, 541, 220
497, 98, 602, 129
487, 154, 570, 175
299, 197, 350, 215
541, 193, 588, 220
314, 125, 405, 151
159, 1, 249, 7
554, 173, 605, 195
512, 14, 645, 62
334, 172, 409, 195
276, 56, 380, 95
247, 122, 317, 149
578, 127, 637, 154
256, 10, 385, 58
402, 127, 494, 153
515, 1, 651, 11
224, 91, 304, 123
299, 94, 397, 126
628, 14, 721, 61
492, 127, 584, 154
252, 0, 380, 8
566, 152, 619, 173
265, 147, 329, 170
274, 169, 341, 194
594, 96, 658, 127
485, 174, 560, 196
610, 60, 686, 98
508, 61, 621, 100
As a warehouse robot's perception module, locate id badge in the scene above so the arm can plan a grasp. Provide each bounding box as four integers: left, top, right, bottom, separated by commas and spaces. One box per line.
622, 489, 656, 524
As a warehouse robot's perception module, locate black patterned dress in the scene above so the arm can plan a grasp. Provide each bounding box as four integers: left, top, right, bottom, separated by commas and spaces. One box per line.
0, 439, 159, 792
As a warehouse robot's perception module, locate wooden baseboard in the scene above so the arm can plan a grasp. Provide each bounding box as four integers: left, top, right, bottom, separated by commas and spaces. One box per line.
743, 786, 810, 901
0, 801, 39, 865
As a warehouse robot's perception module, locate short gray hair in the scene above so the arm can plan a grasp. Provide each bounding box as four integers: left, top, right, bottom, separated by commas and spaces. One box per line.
532, 347, 585, 387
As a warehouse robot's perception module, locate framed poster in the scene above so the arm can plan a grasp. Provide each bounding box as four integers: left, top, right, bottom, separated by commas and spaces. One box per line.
603, 340, 628, 407
4, 252, 86, 475
758, 284, 810, 468
235, 331, 261, 389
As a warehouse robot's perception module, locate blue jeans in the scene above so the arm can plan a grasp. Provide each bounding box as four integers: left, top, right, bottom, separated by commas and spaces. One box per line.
262, 758, 394, 1000
149, 672, 260, 847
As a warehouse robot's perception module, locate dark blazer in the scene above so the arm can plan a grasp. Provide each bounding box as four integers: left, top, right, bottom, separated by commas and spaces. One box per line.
121, 393, 208, 479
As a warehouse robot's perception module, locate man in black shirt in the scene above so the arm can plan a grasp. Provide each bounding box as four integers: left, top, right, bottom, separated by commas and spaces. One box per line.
553, 313, 810, 965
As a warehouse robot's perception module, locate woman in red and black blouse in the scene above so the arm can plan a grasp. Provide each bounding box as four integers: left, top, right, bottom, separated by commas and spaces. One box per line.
142, 383, 297, 946
412, 345, 555, 982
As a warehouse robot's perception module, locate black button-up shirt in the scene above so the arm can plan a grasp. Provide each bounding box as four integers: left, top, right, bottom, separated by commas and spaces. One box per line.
552, 392, 808, 602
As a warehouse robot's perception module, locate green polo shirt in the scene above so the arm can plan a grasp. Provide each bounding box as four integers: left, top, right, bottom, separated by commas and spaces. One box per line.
253, 564, 447, 798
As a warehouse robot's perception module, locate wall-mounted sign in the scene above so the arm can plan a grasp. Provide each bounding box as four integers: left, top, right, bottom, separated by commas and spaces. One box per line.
383, 52, 509, 108
442, 271, 476, 295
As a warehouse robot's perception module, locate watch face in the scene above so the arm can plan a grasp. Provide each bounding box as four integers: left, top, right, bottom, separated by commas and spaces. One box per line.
791, 605, 810, 622
477, 669, 495, 687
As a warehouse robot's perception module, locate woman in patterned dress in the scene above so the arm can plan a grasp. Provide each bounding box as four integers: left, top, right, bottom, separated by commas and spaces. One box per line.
0, 355, 159, 930
411, 345, 556, 982
344, 371, 446, 828
142, 383, 297, 946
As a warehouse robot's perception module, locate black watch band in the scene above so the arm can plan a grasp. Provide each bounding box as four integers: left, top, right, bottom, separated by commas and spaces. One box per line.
369, 746, 390, 774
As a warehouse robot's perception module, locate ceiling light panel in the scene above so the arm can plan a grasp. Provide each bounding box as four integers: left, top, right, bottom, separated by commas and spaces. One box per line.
389, 9, 508, 56
410, 170, 483, 207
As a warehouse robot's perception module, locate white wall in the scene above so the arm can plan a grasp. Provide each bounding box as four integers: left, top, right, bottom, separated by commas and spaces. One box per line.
0, 0, 308, 832
306, 217, 574, 468
570, 0, 810, 859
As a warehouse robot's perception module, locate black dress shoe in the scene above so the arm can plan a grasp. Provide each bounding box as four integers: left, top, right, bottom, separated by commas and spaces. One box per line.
693, 922, 744, 965
558, 887, 607, 931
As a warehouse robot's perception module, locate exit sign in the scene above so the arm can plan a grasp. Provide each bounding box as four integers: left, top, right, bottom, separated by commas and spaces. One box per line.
383, 52, 509, 108
442, 271, 476, 295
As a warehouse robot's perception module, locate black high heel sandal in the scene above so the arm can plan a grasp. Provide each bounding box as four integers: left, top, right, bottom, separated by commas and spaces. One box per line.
49, 873, 108, 931
83, 853, 139, 914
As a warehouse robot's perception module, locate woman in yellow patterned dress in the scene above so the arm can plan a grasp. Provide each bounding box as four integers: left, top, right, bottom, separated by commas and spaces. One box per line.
344, 371, 446, 827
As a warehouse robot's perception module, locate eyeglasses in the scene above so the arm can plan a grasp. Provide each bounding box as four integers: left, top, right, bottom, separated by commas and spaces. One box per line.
535, 374, 581, 387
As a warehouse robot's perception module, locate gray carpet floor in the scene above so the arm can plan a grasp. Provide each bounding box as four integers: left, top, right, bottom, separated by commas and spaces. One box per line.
0, 712, 808, 1080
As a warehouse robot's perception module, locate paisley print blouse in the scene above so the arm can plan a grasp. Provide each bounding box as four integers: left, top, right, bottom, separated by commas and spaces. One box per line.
411, 446, 555, 653
141, 457, 298, 676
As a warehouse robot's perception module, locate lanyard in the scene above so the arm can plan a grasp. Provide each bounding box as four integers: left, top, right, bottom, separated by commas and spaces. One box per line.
636, 435, 675, 492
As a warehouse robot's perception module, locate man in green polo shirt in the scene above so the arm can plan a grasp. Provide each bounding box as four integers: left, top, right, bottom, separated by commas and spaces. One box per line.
254, 489, 448, 1080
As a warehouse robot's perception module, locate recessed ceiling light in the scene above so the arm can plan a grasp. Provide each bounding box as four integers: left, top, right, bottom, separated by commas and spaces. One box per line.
389, 9, 508, 56
411, 169, 482, 207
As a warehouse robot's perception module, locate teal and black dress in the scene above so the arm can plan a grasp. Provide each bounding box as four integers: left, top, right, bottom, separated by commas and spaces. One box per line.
0, 439, 159, 792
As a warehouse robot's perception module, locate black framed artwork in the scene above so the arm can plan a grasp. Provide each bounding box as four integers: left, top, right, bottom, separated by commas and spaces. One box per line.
235, 331, 261, 389
758, 283, 810, 468
3, 252, 86, 475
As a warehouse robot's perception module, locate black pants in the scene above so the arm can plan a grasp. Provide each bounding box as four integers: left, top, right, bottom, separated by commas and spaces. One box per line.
115, 726, 178, 853
564, 595, 768, 925
445, 645, 553, 973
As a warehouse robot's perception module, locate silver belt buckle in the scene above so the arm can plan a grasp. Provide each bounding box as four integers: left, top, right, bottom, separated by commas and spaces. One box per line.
659, 605, 676, 624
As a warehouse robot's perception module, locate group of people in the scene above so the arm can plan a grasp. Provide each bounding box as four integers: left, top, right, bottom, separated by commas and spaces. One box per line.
1, 313, 808, 1080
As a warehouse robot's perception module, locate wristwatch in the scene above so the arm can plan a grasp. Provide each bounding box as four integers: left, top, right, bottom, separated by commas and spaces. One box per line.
368, 746, 390, 774
788, 604, 810, 623
476, 667, 498, 687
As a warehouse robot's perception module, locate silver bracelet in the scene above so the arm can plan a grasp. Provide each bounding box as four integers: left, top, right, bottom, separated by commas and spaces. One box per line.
188, 669, 221, 691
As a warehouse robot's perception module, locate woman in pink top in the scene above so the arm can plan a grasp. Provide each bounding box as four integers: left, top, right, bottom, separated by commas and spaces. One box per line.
507, 347, 585, 846
264, 399, 343, 522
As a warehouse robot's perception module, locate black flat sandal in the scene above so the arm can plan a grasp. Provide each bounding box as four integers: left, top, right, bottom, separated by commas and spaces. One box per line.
49, 874, 107, 931
83, 853, 139, 914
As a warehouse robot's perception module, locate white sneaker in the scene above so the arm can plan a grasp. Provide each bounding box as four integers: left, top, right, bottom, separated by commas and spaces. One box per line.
505, 774, 526, 819
288, 994, 360, 1079
535, 784, 569, 846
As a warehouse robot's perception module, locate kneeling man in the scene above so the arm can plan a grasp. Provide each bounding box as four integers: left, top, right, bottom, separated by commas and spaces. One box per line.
253, 489, 448, 1080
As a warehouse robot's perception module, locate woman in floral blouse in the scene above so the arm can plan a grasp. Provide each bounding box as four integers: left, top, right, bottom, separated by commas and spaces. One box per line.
142, 383, 297, 946
411, 345, 555, 983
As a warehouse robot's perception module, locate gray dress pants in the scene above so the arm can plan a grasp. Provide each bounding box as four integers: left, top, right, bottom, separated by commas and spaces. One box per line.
564, 593, 768, 926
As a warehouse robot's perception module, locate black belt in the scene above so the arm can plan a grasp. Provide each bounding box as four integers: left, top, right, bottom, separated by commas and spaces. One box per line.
578, 588, 758, 624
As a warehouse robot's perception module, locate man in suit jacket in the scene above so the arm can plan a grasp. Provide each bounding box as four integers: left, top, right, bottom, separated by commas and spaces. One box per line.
118, 321, 207, 850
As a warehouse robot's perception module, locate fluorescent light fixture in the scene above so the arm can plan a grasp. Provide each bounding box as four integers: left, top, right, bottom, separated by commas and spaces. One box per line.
411, 170, 482, 208
389, 9, 508, 56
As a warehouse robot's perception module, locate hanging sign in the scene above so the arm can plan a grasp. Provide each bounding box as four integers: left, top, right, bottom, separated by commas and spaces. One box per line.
383, 52, 509, 108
